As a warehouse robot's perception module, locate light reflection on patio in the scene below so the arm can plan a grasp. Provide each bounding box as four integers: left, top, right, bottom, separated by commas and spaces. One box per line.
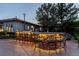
16, 41, 65, 56
0, 39, 79, 56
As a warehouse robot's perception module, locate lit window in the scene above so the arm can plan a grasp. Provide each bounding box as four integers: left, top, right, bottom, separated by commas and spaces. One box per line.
28, 26, 29, 29
11, 24, 13, 28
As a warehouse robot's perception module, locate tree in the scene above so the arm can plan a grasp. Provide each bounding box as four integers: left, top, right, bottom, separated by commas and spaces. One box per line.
56, 3, 78, 32
36, 3, 57, 32
36, 3, 78, 32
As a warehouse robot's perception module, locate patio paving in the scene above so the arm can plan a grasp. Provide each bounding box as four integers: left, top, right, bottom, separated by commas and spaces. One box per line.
0, 39, 79, 56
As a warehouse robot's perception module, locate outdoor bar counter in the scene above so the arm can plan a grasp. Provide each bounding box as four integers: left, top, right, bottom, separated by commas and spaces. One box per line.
16, 31, 66, 54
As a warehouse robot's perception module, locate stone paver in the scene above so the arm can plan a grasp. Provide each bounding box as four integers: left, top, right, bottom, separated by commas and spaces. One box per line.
0, 40, 27, 56
0, 39, 79, 56
65, 40, 79, 56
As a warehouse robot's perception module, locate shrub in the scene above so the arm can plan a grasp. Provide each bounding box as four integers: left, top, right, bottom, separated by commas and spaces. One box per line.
0, 32, 15, 39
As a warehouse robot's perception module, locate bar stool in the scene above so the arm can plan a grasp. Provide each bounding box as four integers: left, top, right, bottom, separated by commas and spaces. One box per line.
21, 32, 24, 44
22, 32, 26, 44
28, 32, 33, 45
19, 32, 23, 44
55, 34, 66, 55
18, 32, 21, 43
16, 32, 19, 42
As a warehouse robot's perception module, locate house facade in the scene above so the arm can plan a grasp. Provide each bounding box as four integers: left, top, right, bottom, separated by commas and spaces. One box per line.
0, 18, 41, 32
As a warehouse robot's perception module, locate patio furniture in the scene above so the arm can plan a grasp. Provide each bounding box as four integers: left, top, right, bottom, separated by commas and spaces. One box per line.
22, 33, 28, 44
46, 40, 58, 55
16, 32, 19, 42
15, 32, 66, 55
16, 32, 22, 43
32, 37, 42, 55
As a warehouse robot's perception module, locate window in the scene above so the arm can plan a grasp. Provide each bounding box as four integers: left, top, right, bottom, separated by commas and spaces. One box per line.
6, 24, 8, 27
27, 26, 29, 30
31, 25, 34, 28
11, 24, 13, 28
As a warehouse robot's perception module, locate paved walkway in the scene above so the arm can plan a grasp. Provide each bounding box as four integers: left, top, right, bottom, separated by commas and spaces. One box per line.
0, 39, 79, 56
65, 40, 79, 56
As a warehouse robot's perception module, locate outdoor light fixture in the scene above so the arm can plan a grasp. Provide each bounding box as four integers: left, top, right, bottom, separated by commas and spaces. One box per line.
55, 34, 64, 40
38, 34, 48, 40
16, 32, 64, 41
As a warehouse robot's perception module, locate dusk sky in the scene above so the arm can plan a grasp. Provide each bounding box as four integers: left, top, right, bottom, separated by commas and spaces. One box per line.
0, 3, 42, 24
0, 3, 79, 24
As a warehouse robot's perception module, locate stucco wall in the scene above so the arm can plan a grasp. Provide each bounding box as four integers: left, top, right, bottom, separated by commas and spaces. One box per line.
2, 20, 40, 32
3, 22, 15, 32
3, 21, 25, 32
2, 21, 33, 32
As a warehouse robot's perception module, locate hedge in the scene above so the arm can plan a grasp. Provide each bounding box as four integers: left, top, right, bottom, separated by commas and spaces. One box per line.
0, 32, 16, 39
